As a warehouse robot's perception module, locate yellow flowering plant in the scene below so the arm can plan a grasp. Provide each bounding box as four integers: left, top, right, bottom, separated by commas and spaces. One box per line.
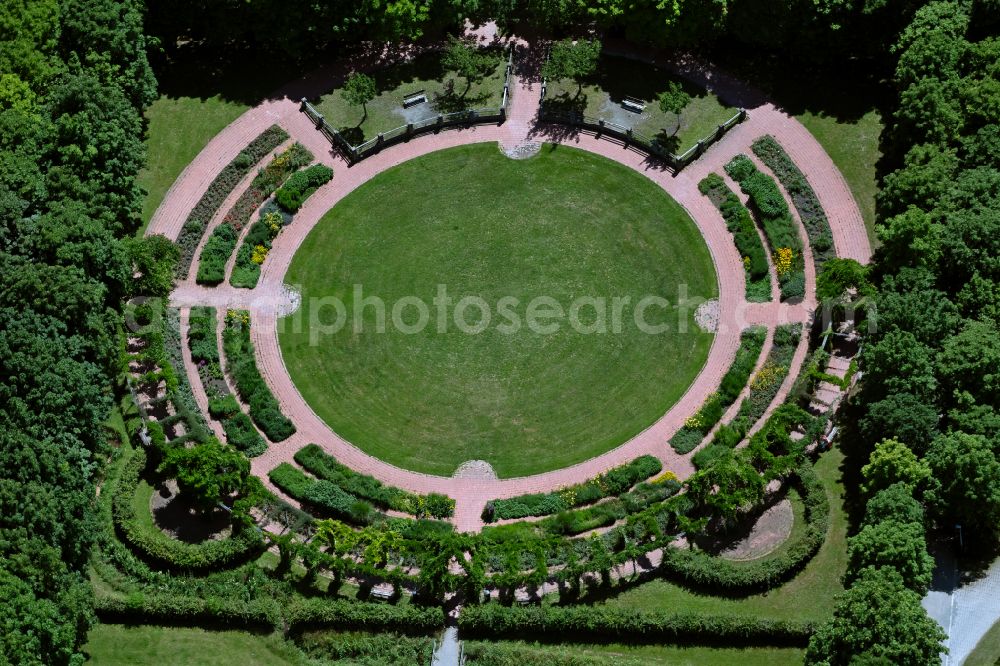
773, 247, 794, 276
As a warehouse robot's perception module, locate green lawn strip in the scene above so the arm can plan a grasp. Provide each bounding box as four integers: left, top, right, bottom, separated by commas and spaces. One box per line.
966, 617, 1000, 666
599, 445, 848, 624
138, 96, 249, 236
543, 53, 736, 155
280, 143, 716, 477
698, 172, 772, 302
795, 109, 882, 243
463, 639, 805, 665
84, 624, 304, 666
725, 155, 806, 301
670, 326, 768, 454
312, 48, 507, 144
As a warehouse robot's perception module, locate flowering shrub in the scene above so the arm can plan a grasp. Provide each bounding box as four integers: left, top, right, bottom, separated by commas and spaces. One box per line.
251, 245, 268, 264
774, 247, 794, 276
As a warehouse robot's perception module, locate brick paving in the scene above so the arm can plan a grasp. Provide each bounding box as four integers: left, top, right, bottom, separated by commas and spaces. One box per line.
148, 38, 871, 534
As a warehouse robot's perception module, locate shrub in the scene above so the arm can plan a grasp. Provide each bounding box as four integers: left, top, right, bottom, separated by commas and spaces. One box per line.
700, 173, 769, 282
458, 604, 813, 646
667, 427, 704, 454
208, 394, 240, 418
275, 164, 334, 212
187, 307, 219, 364
195, 223, 238, 285
751, 135, 836, 272
222, 411, 267, 457
269, 463, 379, 524
693, 443, 731, 469
293, 444, 455, 518
95, 593, 281, 629
222, 311, 296, 442
111, 448, 264, 571
175, 125, 288, 277
487, 456, 662, 521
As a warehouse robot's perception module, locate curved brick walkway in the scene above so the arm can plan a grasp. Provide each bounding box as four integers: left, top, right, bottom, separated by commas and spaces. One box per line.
153, 37, 871, 533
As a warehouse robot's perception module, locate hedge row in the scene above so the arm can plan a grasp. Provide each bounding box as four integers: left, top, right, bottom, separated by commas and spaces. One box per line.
725, 154, 806, 301
699, 172, 769, 280
669, 326, 768, 453
536, 476, 681, 536
270, 462, 382, 525
485, 456, 662, 522
95, 592, 281, 628
275, 163, 334, 212
296, 630, 435, 665
163, 307, 211, 443
463, 641, 621, 665
111, 448, 264, 571
175, 125, 288, 277
222, 310, 296, 442
751, 135, 835, 271
195, 143, 312, 285
660, 463, 829, 593
458, 604, 814, 646
295, 444, 455, 518
286, 598, 444, 632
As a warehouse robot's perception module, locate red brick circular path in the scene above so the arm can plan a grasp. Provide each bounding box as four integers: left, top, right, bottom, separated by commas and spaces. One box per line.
153, 40, 871, 532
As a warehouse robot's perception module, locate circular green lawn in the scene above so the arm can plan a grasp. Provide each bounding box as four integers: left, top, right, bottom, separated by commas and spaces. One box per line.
279, 143, 717, 477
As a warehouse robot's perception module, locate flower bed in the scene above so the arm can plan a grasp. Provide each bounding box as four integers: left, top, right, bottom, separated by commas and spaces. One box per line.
196, 143, 312, 285
725, 154, 806, 301
175, 125, 288, 277
484, 456, 662, 522
294, 444, 454, 518
669, 326, 768, 453
274, 163, 334, 212
735, 323, 801, 424
699, 173, 772, 302
221, 310, 296, 442
751, 135, 835, 272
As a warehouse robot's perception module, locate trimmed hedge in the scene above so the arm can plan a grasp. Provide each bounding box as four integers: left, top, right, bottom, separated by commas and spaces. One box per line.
222, 310, 296, 442
95, 592, 281, 629
275, 164, 334, 212
222, 411, 267, 457
294, 444, 455, 518
269, 462, 380, 525
111, 448, 264, 571
660, 463, 829, 593
458, 604, 814, 646
751, 135, 835, 271
669, 327, 767, 453
296, 630, 435, 664
175, 125, 288, 277
725, 154, 806, 301
287, 598, 444, 632
195, 223, 238, 285
486, 456, 662, 522
699, 173, 769, 282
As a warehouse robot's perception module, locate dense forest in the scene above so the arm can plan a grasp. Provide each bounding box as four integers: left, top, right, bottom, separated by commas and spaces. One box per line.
1, 0, 998, 663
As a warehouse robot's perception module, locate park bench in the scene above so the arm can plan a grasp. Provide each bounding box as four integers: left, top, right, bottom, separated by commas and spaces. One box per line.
621, 96, 646, 113
402, 90, 427, 108
370, 585, 394, 601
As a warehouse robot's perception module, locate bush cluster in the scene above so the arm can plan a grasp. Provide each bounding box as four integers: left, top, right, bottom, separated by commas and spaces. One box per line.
270, 463, 381, 524
669, 327, 767, 453
222, 311, 296, 442
195, 223, 239, 285
175, 125, 289, 277
458, 604, 813, 645
111, 448, 264, 571
295, 444, 455, 518
275, 164, 334, 212
222, 411, 268, 457
699, 173, 769, 280
486, 456, 662, 521
751, 135, 835, 271
725, 154, 807, 301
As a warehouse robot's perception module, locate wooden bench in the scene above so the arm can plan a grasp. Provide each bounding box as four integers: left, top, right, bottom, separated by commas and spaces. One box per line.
370, 585, 394, 601
402, 90, 427, 108
621, 96, 645, 113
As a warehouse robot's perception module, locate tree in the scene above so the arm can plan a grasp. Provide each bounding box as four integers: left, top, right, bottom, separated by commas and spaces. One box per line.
126, 234, 179, 297
441, 36, 497, 97
925, 432, 1000, 536
159, 438, 250, 510
806, 567, 946, 665
542, 39, 601, 97
861, 393, 940, 454
846, 519, 933, 593
861, 438, 930, 497
658, 81, 690, 116
860, 330, 938, 402
343, 72, 376, 123
817, 258, 872, 301
937, 320, 1000, 405
864, 483, 925, 526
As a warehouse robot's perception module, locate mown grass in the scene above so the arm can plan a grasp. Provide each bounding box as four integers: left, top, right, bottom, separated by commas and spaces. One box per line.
280, 143, 716, 477
84, 624, 304, 665
544, 54, 737, 155
966, 617, 1000, 666
137, 95, 249, 235
599, 446, 848, 622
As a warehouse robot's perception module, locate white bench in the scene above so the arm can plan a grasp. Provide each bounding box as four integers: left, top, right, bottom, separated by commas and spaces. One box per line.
402, 90, 427, 108
621, 96, 645, 113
